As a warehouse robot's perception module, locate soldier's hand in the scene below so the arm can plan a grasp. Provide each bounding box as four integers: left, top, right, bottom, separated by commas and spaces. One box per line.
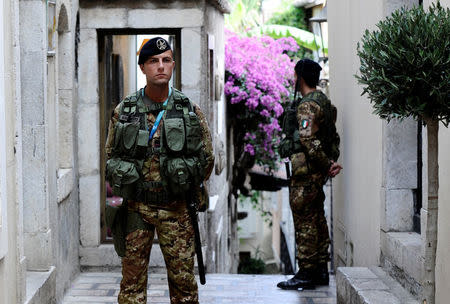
328, 161, 343, 178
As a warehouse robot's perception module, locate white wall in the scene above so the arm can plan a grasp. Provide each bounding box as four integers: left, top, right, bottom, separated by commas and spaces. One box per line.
328, 0, 384, 268
436, 124, 450, 304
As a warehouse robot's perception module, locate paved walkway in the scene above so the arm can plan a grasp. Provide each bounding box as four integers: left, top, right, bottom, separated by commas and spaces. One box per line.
62, 272, 336, 304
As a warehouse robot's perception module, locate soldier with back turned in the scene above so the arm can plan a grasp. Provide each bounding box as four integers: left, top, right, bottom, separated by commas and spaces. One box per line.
277, 58, 342, 290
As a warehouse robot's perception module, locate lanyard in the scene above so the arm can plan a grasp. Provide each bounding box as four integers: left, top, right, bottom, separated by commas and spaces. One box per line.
146, 87, 172, 141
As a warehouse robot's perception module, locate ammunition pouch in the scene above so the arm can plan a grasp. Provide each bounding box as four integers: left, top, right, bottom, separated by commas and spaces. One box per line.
140, 181, 170, 204
160, 155, 204, 198
113, 120, 149, 159
105, 158, 141, 200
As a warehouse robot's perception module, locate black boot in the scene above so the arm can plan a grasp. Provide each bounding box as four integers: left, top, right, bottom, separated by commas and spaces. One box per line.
313, 263, 329, 286
277, 269, 315, 290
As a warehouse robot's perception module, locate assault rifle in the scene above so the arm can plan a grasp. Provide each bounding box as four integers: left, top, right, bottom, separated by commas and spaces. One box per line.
187, 188, 206, 285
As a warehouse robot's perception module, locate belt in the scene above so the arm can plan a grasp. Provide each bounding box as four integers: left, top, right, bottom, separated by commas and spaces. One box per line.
141, 181, 170, 204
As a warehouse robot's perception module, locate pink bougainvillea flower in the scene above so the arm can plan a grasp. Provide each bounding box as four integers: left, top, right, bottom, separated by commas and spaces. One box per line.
225, 29, 299, 171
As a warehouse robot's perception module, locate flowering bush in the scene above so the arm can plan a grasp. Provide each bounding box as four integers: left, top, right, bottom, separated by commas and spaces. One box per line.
225, 30, 299, 171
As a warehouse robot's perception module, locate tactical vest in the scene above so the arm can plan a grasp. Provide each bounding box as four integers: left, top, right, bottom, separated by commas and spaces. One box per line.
105, 88, 206, 201
279, 91, 340, 161
159, 90, 207, 198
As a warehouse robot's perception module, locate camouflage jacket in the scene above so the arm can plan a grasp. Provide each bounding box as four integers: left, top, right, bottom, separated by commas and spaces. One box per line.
290, 91, 331, 184
105, 88, 214, 205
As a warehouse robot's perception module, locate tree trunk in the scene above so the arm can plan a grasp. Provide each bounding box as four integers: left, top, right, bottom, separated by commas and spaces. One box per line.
422, 119, 439, 304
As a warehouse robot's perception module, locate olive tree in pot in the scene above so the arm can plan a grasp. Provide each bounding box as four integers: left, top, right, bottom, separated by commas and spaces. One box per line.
355, 3, 450, 303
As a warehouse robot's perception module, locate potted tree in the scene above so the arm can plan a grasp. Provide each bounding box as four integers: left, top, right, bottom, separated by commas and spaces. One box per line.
355, 3, 450, 303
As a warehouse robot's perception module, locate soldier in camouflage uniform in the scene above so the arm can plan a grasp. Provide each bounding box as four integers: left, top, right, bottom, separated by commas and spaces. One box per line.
277, 59, 342, 290
105, 37, 214, 304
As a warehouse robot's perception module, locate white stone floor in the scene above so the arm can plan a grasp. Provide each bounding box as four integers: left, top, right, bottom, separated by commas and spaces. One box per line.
62, 272, 337, 304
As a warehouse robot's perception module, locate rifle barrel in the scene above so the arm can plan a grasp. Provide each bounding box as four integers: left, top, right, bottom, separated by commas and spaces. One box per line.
188, 199, 206, 285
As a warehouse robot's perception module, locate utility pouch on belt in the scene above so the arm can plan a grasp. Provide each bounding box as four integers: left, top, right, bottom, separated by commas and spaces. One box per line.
160, 156, 203, 198
106, 203, 152, 257
105, 203, 127, 257
106, 158, 140, 199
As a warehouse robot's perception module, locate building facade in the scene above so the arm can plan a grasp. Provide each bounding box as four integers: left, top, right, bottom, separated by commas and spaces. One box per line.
328, 0, 450, 302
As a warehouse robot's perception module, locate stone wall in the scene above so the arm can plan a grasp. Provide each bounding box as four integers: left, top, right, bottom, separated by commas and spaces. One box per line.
0, 0, 25, 303
18, 0, 81, 302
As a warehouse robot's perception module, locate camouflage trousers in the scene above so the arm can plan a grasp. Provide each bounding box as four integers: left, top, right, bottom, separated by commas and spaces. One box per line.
118, 201, 198, 304
289, 180, 330, 271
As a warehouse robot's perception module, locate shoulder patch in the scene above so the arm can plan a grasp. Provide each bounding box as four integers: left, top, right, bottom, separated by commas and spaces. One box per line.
301, 119, 310, 129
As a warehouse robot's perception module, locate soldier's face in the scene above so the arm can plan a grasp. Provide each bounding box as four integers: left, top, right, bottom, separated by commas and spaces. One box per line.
140, 50, 175, 86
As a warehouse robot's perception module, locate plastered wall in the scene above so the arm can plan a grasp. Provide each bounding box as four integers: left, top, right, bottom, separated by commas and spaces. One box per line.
328, 0, 384, 267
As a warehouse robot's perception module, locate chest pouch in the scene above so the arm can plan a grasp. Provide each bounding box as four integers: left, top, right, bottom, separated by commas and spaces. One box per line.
184, 111, 202, 154
113, 121, 149, 158
163, 117, 185, 153
106, 158, 141, 199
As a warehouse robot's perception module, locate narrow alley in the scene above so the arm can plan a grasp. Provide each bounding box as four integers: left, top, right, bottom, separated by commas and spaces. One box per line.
62, 272, 336, 304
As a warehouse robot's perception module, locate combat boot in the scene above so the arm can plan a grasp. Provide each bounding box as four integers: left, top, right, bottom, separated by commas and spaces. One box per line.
276, 269, 315, 290
313, 263, 329, 286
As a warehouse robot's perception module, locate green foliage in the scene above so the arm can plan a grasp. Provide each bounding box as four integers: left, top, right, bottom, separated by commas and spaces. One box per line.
239, 191, 272, 227
356, 2, 450, 125
268, 3, 307, 30
238, 247, 266, 274
238, 256, 266, 274
247, 24, 326, 52
226, 0, 263, 32
264, 2, 312, 59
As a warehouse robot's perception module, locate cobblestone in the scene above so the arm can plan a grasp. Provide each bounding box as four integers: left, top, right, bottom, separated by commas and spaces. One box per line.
63, 272, 336, 304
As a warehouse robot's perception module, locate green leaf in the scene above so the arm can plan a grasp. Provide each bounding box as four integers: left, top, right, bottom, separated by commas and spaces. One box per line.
247, 24, 325, 52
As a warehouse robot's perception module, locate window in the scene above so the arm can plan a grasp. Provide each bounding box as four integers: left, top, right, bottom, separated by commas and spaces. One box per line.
47, 0, 56, 55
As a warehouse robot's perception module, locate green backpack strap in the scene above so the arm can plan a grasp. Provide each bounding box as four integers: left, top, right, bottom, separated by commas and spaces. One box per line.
119, 89, 149, 130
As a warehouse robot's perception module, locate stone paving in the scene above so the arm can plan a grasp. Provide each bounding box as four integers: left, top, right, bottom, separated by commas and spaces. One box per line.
62, 272, 336, 304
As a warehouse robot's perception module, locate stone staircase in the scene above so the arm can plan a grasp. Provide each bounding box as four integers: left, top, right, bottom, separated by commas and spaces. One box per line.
337, 267, 419, 304
336, 232, 423, 304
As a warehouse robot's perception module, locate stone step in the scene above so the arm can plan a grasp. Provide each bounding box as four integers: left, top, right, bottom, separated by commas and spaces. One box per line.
337, 267, 419, 304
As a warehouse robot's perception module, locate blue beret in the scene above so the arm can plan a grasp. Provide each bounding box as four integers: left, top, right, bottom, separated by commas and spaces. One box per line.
138, 37, 172, 65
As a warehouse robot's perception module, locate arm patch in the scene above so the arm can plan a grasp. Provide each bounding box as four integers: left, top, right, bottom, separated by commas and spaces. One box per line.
299, 115, 313, 137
